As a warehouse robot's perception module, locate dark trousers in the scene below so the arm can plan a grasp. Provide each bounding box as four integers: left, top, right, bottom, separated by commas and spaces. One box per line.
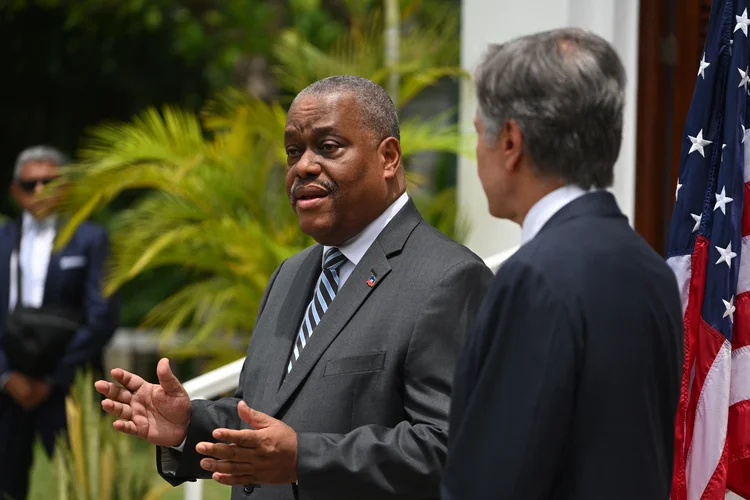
0, 391, 66, 500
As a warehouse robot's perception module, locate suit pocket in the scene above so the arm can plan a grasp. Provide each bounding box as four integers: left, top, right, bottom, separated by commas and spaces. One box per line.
60, 255, 87, 270
324, 351, 386, 377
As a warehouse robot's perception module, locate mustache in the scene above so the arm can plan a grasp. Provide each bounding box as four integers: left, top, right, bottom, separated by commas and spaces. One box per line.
289, 179, 338, 201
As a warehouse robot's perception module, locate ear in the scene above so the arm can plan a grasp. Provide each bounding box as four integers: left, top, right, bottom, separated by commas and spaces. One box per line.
500, 120, 524, 172
378, 137, 402, 180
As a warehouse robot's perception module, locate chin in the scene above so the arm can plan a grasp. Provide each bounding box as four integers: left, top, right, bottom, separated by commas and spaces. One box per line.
298, 217, 335, 245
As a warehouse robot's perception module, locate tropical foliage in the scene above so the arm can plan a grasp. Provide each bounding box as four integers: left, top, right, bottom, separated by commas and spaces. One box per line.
55, 0, 468, 353
29, 371, 169, 500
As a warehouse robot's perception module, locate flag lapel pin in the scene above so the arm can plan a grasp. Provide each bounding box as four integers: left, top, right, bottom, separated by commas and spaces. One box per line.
366, 271, 377, 287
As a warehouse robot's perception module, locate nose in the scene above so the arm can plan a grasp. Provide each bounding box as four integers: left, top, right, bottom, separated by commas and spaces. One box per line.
293, 149, 321, 178
34, 181, 45, 194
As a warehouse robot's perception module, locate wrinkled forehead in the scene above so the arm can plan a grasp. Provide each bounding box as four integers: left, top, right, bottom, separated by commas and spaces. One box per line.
285, 92, 365, 139
18, 160, 59, 179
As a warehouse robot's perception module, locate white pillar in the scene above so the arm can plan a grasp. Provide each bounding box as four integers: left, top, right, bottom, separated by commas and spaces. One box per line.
458, 0, 641, 259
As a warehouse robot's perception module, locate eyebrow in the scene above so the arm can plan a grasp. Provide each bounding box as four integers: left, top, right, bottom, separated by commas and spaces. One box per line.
284, 125, 343, 139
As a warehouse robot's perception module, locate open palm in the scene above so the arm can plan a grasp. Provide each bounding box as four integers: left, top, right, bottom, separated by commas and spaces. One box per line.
95, 358, 192, 447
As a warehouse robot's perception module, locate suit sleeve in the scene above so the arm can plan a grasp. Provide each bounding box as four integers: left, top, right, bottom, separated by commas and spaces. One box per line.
52, 227, 120, 388
157, 262, 283, 485
441, 260, 579, 500
295, 259, 493, 499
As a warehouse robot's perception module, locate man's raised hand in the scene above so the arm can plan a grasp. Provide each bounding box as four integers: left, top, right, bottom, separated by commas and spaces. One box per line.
94, 358, 192, 447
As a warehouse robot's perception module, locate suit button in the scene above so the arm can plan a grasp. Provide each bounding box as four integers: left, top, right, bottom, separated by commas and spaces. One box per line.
243, 484, 255, 495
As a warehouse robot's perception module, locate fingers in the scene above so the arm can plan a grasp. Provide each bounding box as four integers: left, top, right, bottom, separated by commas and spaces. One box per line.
110, 367, 146, 393
156, 358, 186, 396
112, 419, 139, 436
94, 380, 132, 404
101, 399, 133, 420
237, 402, 272, 429
211, 473, 258, 486
211, 428, 261, 448
197, 441, 257, 461
201, 458, 257, 475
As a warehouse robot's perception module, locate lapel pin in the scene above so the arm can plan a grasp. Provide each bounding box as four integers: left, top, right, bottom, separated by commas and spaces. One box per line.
366, 271, 377, 287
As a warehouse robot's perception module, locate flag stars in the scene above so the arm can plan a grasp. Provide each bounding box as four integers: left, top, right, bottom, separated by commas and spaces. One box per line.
698, 53, 711, 79
714, 186, 734, 214
676, 181, 683, 200
690, 213, 701, 233
739, 66, 750, 91
715, 242, 737, 269
689, 129, 712, 157
723, 296, 736, 323
736, 8, 750, 36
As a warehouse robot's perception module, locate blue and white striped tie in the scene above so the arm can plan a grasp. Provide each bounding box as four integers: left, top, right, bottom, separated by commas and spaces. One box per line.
287, 248, 348, 373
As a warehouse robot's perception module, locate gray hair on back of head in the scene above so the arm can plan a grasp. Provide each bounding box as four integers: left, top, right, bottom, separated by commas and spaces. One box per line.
293, 75, 401, 143
474, 27, 626, 189
14, 145, 68, 179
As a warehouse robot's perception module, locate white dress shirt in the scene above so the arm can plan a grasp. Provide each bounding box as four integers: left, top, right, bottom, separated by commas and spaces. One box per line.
520, 185, 587, 245
1, 213, 57, 387
8, 212, 57, 310
322, 192, 410, 286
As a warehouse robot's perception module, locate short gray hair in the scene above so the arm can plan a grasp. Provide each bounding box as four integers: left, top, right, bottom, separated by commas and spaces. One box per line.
475, 28, 626, 189
14, 145, 67, 179
293, 75, 400, 143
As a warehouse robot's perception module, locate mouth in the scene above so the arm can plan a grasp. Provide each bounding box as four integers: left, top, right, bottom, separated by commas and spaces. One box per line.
292, 185, 332, 210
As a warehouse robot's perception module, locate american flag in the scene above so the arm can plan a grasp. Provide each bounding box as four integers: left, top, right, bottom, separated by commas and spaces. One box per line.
666, 1, 750, 499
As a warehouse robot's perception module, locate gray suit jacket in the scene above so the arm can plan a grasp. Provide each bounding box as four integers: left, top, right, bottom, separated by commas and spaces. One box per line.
158, 200, 493, 499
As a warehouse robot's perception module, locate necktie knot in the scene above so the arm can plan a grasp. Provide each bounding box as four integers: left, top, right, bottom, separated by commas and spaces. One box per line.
324, 248, 347, 272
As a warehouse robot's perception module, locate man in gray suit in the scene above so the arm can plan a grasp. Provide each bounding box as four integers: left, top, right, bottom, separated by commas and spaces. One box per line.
95, 75, 493, 499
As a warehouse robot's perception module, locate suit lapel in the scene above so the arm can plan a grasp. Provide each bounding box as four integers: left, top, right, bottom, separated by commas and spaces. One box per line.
270, 199, 423, 416
42, 220, 68, 306
271, 242, 392, 416
254, 247, 323, 412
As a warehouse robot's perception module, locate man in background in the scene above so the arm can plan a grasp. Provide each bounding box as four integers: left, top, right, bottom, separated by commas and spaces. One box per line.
0, 145, 120, 499
95, 76, 493, 500
442, 29, 684, 500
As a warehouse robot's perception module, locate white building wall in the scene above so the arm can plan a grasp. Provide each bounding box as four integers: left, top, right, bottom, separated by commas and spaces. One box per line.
458, 0, 640, 259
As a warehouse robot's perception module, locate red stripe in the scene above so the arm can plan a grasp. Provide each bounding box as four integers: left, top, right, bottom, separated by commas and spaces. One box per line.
727, 401, 750, 497
727, 292, 750, 497
683, 319, 727, 466
743, 181, 750, 237
735, 291, 750, 350
673, 236, 710, 500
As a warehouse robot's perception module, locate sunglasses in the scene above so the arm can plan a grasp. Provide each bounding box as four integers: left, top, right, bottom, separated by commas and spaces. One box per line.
16, 177, 59, 193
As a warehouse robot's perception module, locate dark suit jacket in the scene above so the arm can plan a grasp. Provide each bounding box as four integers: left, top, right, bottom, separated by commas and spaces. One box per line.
442, 192, 684, 500
158, 200, 494, 500
0, 218, 120, 446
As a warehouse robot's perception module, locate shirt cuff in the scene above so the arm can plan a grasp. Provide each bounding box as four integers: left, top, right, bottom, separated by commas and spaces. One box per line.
172, 437, 187, 452
160, 445, 183, 476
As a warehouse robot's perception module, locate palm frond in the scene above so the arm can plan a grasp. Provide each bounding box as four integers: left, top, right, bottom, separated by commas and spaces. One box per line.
400, 113, 473, 159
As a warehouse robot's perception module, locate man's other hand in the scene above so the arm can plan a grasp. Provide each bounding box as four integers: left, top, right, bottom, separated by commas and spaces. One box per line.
197, 401, 298, 485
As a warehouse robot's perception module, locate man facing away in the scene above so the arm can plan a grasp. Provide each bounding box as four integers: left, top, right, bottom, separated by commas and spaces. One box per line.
0, 146, 120, 499
442, 29, 684, 500
95, 76, 494, 500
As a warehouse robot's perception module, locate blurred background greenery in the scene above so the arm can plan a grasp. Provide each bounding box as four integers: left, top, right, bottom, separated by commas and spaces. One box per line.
2, 1, 466, 497
1, 0, 465, 339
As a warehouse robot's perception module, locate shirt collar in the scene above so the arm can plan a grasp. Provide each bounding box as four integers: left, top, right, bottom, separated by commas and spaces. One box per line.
23, 211, 57, 232
521, 185, 587, 244
323, 192, 410, 268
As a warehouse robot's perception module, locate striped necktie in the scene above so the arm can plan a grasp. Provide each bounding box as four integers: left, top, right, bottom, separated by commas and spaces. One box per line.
287, 248, 348, 373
